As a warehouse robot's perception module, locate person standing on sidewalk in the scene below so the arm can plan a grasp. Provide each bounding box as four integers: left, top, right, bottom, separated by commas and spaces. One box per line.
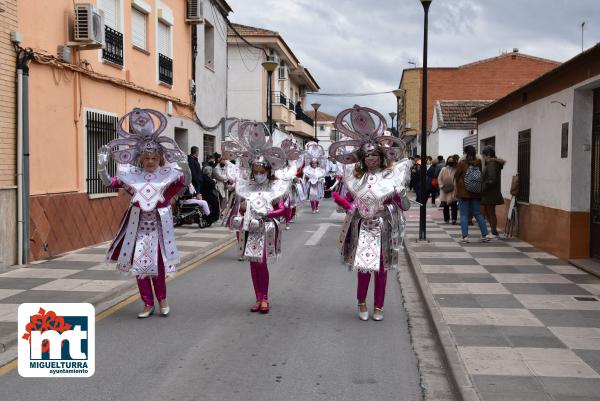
438, 155, 458, 224
454, 145, 490, 243
330, 106, 411, 322
222, 121, 291, 314
213, 154, 229, 217
481, 146, 506, 240
97, 108, 191, 318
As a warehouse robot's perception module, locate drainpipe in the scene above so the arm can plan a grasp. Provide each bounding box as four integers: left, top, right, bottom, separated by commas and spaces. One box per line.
16, 48, 32, 265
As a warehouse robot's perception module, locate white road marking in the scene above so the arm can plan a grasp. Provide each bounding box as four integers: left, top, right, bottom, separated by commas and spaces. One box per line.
304, 223, 340, 246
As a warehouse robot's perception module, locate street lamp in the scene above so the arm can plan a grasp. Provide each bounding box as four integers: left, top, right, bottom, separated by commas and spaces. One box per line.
262, 59, 279, 134
419, 0, 432, 241
392, 88, 404, 138
389, 112, 397, 135
311, 102, 321, 141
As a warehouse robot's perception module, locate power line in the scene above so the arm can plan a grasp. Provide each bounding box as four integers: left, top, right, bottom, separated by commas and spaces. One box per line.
306, 90, 396, 97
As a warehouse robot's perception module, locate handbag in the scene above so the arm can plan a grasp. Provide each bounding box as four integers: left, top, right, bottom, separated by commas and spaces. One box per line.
441, 177, 454, 193
431, 177, 439, 190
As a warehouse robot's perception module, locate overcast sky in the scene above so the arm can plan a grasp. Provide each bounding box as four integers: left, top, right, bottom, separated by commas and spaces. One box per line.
226, 0, 600, 125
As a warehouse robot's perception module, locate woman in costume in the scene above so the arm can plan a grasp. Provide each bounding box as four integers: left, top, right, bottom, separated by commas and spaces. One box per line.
276, 138, 303, 230
222, 121, 291, 313
97, 108, 191, 318
330, 105, 411, 322
303, 142, 326, 214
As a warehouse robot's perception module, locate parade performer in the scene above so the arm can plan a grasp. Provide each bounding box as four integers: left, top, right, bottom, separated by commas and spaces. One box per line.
222, 121, 291, 313
97, 108, 191, 318
277, 138, 303, 230
330, 105, 411, 322
303, 142, 326, 213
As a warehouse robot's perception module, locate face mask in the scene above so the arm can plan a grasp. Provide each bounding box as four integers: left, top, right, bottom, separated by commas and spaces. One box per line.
447, 161, 456, 167
254, 173, 268, 184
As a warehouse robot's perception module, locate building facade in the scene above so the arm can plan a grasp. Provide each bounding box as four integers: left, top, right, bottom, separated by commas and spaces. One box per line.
227, 23, 319, 145
16, 0, 229, 261
0, 0, 18, 267
475, 43, 600, 260
398, 50, 560, 153
306, 110, 336, 151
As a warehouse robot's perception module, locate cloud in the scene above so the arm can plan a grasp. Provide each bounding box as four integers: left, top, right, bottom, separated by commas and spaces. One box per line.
226, 0, 600, 125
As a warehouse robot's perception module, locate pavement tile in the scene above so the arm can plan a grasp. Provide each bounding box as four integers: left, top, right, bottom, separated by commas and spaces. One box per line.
0, 304, 19, 322
472, 375, 545, 394
425, 273, 497, 283
429, 283, 510, 295
514, 294, 600, 311
522, 252, 558, 259
483, 265, 555, 274
413, 252, 473, 258
0, 290, 101, 304
57, 269, 132, 281
418, 258, 480, 265
0, 321, 16, 340
532, 310, 600, 328
573, 350, 600, 374
562, 274, 600, 284
491, 273, 571, 284
547, 265, 589, 275
0, 268, 80, 279
548, 327, 600, 350
578, 284, 600, 295
503, 283, 593, 295
0, 277, 59, 290
55, 253, 107, 263
31, 278, 129, 292
538, 377, 600, 398
0, 289, 25, 301
421, 265, 488, 274
478, 258, 543, 266
28, 260, 102, 270
441, 308, 544, 327
525, 360, 600, 378
463, 246, 516, 252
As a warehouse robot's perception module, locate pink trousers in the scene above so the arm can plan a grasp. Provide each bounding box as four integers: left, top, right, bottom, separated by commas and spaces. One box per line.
356, 266, 387, 309
136, 256, 167, 307
310, 200, 319, 211
250, 260, 269, 300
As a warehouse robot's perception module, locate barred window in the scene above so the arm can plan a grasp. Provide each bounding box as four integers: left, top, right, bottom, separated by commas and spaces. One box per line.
517, 129, 531, 203
203, 134, 215, 163
86, 111, 118, 195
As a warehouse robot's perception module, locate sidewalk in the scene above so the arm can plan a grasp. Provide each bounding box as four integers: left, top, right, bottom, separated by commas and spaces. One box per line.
0, 224, 235, 356
404, 207, 600, 401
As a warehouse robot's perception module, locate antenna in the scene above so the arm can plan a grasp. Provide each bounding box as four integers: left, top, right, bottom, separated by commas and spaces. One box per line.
581, 21, 586, 52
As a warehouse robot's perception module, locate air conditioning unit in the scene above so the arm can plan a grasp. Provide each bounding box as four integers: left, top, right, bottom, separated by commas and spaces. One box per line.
186, 0, 204, 23
73, 4, 104, 47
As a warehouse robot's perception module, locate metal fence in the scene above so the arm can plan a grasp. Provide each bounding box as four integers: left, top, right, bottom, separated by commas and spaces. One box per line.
103, 26, 124, 66
86, 111, 118, 195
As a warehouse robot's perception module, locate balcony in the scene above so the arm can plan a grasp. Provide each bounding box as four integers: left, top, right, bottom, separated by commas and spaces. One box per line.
102, 26, 124, 66
272, 92, 292, 126
292, 108, 315, 139
159, 53, 173, 86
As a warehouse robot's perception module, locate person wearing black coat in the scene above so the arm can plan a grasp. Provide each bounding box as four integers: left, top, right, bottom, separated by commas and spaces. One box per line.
199, 166, 220, 224
188, 146, 203, 194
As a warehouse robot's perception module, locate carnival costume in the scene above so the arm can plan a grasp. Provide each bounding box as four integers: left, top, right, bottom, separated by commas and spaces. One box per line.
97, 108, 191, 318
222, 121, 292, 313
303, 142, 327, 213
276, 138, 304, 229
329, 105, 411, 321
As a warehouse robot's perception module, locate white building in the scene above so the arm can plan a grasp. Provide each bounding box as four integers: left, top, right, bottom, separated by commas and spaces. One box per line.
475, 42, 600, 260
227, 23, 320, 146
306, 110, 337, 151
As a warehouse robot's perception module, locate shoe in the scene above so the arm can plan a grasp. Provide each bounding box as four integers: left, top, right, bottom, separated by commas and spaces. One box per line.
316, 208, 319, 213
259, 300, 270, 314
285, 225, 290, 230
250, 301, 261, 313
358, 303, 369, 321
137, 306, 154, 319
372, 308, 384, 321
238, 256, 245, 262
312, 210, 316, 214
444, 220, 450, 224
481, 235, 491, 243
492, 234, 501, 241
461, 237, 470, 244
451, 220, 457, 225
159, 301, 170, 316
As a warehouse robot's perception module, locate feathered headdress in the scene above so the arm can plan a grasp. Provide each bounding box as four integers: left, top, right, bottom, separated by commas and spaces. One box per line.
328, 105, 406, 164
280, 138, 301, 161
221, 120, 287, 170
107, 108, 185, 164
303, 142, 327, 165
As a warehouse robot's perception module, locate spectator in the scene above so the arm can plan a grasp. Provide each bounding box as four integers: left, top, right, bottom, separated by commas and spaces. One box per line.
188, 146, 203, 194
199, 166, 220, 225
203, 154, 216, 168
213, 154, 229, 214
426, 158, 438, 206
454, 145, 490, 243
481, 146, 505, 240
438, 155, 458, 224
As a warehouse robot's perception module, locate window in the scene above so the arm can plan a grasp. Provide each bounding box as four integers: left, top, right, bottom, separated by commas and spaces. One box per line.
86, 111, 118, 195
517, 129, 531, 203
157, 20, 172, 85
157, 21, 171, 57
278, 61, 287, 80
99, 0, 123, 65
203, 134, 215, 162
131, 7, 147, 50
204, 22, 214, 69
319, 124, 325, 131
480, 136, 495, 150
561, 122, 569, 158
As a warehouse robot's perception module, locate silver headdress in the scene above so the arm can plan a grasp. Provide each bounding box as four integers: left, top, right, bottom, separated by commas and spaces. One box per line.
280, 138, 301, 161
107, 108, 185, 164
222, 120, 287, 170
303, 142, 327, 166
328, 105, 406, 164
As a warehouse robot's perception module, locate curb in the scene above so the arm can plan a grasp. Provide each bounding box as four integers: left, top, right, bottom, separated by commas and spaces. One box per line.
0, 235, 236, 363
404, 241, 481, 401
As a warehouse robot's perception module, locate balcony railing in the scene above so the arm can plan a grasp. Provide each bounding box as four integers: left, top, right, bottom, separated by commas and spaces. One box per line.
288, 99, 295, 112
103, 26, 124, 66
273, 91, 288, 106
159, 53, 173, 85
295, 108, 314, 126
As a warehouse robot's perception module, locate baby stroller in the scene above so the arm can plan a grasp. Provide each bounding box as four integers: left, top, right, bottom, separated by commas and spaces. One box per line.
173, 192, 210, 229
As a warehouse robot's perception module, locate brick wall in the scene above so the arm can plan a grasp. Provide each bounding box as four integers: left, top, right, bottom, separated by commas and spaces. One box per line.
0, 0, 17, 187
401, 53, 561, 133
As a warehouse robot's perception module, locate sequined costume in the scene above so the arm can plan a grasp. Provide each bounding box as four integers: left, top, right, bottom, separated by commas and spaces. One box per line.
303, 142, 327, 212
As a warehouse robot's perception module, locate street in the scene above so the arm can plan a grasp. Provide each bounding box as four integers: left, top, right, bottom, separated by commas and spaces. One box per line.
0, 200, 423, 401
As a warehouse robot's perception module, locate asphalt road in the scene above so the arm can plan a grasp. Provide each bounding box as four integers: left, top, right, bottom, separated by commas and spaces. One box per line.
1, 200, 422, 401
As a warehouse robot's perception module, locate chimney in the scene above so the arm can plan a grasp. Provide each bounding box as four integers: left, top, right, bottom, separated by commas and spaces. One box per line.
513, 48, 519, 53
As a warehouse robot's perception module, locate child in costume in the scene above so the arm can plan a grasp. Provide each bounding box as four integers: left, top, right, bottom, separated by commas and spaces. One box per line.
97, 108, 190, 318
222, 121, 292, 313
302, 142, 326, 213
330, 106, 411, 322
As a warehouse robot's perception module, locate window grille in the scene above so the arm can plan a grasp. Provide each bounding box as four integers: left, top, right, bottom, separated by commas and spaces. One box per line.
86, 111, 118, 195
517, 129, 531, 202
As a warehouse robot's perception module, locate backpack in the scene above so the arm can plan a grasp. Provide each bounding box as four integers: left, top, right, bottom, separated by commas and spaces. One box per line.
464, 164, 482, 193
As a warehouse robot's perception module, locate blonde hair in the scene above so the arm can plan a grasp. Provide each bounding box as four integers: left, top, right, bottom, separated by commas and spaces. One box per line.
138, 151, 165, 167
